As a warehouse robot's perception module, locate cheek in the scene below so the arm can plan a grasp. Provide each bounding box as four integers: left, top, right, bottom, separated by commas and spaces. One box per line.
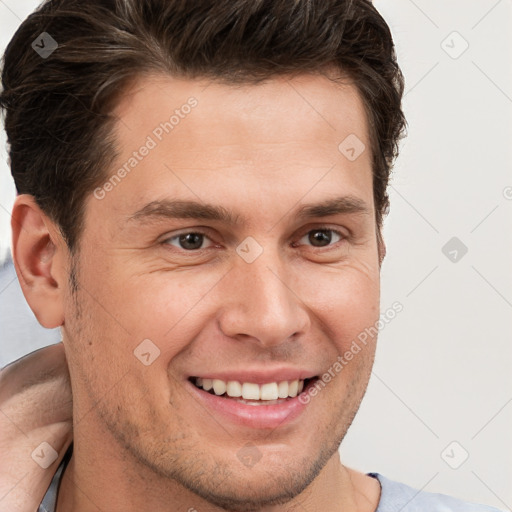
73, 265, 229, 369
297, 261, 380, 344
62, 278, 173, 422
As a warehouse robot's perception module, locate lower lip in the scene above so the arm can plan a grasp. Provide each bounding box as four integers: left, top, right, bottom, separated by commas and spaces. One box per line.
186, 380, 312, 429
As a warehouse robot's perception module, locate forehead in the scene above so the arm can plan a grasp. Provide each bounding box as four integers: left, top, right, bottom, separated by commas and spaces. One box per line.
88, 72, 373, 226
113, 71, 369, 154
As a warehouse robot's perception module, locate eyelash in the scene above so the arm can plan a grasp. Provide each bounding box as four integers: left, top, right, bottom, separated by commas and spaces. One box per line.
162, 226, 347, 253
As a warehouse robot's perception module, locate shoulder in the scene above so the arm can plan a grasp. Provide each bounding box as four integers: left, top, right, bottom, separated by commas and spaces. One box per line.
369, 473, 504, 512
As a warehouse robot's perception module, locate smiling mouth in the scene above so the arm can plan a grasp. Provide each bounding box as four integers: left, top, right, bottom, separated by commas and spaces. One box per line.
189, 376, 319, 405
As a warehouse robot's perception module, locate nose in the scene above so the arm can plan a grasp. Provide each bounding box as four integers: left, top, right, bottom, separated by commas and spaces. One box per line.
217, 245, 310, 348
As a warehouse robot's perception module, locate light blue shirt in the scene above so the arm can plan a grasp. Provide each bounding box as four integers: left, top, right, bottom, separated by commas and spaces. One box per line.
367, 472, 503, 511
39, 444, 503, 512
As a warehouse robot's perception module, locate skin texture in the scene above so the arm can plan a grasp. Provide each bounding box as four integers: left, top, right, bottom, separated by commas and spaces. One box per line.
11, 72, 383, 511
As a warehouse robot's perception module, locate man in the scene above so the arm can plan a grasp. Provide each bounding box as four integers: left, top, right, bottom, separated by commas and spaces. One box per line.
0, 1, 503, 511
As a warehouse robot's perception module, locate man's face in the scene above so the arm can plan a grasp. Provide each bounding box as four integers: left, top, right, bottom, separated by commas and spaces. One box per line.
62, 72, 381, 509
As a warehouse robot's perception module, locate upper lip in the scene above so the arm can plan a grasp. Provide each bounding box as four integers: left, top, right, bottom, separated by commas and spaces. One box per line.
189, 368, 318, 385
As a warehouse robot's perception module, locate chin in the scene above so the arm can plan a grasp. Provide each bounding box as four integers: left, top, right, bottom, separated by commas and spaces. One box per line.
175, 455, 326, 512
154, 432, 340, 511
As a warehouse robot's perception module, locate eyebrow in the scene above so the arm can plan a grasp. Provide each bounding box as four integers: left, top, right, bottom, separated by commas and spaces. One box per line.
127, 195, 370, 226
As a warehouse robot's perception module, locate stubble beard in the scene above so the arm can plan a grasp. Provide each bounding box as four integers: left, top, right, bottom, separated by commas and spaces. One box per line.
66, 254, 375, 511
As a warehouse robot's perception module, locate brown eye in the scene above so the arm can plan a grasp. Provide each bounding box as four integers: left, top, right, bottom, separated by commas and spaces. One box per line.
164, 231, 213, 251
309, 230, 333, 247
297, 228, 343, 248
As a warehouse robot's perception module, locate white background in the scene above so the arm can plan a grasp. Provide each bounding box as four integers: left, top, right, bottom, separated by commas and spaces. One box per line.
1, 0, 511, 509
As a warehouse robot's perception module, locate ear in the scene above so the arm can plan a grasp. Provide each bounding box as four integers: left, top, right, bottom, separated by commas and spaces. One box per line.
377, 229, 386, 267
10, 194, 67, 329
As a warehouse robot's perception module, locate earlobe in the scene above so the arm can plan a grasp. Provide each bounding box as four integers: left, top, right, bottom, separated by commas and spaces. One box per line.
11, 194, 66, 329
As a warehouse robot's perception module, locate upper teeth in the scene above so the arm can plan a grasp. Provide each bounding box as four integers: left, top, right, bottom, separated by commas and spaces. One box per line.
195, 377, 305, 400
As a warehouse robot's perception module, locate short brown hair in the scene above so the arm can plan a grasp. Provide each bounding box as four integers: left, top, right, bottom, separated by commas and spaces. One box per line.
0, 0, 406, 252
